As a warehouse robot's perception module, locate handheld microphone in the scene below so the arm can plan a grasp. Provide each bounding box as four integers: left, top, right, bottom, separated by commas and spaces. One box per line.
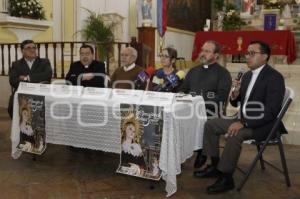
155, 69, 165, 78
134, 67, 155, 89
232, 68, 245, 92
236, 70, 244, 81
157, 70, 185, 92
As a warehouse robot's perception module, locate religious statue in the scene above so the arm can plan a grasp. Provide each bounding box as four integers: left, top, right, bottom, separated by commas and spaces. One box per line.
141, 0, 153, 26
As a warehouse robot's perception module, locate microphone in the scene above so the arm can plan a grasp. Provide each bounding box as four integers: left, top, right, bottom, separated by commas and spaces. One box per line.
157, 70, 185, 92
155, 69, 165, 78
134, 67, 156, 89
232, 68, 245, 92
236, 70, 244, 81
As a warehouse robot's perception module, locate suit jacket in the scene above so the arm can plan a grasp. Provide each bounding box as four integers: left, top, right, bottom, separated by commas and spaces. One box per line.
65, 60, 105, 88
230, 65, 286, 141
9, 57, 53, 90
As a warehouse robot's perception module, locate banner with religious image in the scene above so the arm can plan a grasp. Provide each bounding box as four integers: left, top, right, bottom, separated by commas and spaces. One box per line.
17, 93, 46, 155
116, 103, 163, 181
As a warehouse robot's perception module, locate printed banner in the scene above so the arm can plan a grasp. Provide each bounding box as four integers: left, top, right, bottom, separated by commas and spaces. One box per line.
17, 93, 46, 154
117, 104, 163, 180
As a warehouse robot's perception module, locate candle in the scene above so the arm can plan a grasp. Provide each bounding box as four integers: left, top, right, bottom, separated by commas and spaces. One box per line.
206, 19, 211, 29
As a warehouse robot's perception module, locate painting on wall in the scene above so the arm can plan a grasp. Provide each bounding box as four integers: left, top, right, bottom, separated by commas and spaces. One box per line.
167, 0, 210, 32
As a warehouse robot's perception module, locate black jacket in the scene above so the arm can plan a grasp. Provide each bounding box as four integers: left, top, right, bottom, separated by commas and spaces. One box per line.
230, 65, 286, 141
65, 60, 105, 87
9, 57, 52, 90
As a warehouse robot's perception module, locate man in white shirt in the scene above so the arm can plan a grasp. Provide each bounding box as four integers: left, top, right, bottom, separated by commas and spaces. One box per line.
194, 41, 286, 194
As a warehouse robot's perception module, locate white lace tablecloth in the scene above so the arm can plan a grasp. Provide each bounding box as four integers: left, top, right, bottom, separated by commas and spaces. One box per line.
11, 92, 206, 197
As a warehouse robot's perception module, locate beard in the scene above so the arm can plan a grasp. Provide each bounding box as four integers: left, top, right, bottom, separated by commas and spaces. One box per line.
200, 56, 215, 65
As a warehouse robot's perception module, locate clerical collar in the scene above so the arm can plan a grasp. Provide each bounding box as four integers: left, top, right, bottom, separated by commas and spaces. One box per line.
123, 63, 136, 72
203, 65, 208, 69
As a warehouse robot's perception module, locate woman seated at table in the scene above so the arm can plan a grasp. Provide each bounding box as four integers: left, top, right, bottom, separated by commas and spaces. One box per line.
150, 47, 183, 92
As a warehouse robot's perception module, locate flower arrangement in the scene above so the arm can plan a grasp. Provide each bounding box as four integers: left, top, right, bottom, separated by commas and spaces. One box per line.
222, 9, 246, 31
8, 0, 46, 20
263, 0, 284, 9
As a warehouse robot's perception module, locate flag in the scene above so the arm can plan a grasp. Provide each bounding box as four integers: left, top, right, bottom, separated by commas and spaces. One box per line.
157, 0, 167, 37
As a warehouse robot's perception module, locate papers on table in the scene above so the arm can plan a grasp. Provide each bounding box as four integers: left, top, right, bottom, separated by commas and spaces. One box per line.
17, 83, 176, 106
82, 87, 112, 100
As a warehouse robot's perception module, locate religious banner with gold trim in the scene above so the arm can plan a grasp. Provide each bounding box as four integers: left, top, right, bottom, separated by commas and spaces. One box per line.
116, 103, 163, 181
17, 93, 46, 155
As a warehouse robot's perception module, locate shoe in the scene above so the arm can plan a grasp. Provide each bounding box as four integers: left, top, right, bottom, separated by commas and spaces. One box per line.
194, 152, 207, 168
206, 176, 235, 194
193, 165, 220, 178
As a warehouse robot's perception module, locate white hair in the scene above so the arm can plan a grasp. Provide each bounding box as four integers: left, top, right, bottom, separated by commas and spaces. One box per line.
124, 47, 138, 61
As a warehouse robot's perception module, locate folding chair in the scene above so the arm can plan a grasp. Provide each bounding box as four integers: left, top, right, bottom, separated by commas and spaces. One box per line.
237, 87, 294, 191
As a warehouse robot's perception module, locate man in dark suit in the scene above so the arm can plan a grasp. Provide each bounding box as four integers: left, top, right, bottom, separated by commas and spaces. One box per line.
194, 41, 285, 194
8, 40, 53, 118
65, 44, 106, 87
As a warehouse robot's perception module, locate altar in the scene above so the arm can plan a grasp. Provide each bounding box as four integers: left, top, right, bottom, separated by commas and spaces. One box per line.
192, 30, 297, 64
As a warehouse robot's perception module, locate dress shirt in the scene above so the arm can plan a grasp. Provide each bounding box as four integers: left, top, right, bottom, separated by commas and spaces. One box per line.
242, 64, 265, 116
123, 63, 136, 72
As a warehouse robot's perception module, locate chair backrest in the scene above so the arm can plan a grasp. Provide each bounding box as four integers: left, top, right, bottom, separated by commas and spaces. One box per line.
277, 87, 294, 120
267, 87, 294, 140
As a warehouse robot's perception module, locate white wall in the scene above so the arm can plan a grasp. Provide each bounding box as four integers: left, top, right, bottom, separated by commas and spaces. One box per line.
79, 0, 131, 42
157, 29, 195, 61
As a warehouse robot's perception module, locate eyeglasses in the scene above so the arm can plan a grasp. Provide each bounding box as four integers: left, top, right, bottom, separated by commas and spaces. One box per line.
245, 51, 262, 57
24, 46, 37, 50
159, 54, 170, 58
200, 49, 214, 54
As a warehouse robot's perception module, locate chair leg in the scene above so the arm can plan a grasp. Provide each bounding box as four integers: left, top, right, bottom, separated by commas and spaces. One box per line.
237, 142, 268, 191
256, 145, 265, 170
277, 139, 291, 187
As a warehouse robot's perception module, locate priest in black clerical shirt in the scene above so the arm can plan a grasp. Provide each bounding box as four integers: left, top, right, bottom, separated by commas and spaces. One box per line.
65, 44, 106, 87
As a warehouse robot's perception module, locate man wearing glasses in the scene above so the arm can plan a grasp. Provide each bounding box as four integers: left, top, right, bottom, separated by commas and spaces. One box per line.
65, 44, 106, 87
195, 41, 286, 194
8, 40, 52, 118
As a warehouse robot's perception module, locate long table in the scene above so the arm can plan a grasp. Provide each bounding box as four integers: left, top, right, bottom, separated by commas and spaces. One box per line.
192, 30, 297, 64
11, 85, 207, 197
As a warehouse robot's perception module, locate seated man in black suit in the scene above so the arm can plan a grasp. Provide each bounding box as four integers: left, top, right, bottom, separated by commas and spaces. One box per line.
194, 41, 286, 194
65, 44, 106, 87
8, 39, 53, 118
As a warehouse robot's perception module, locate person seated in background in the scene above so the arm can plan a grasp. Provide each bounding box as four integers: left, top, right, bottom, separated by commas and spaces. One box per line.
110, 47, 143, 89
150, 47, 184, 92
194, 40, 286, 194
8, 39, 53, 118
65, 44, 106, 87
179, 40, 232, 169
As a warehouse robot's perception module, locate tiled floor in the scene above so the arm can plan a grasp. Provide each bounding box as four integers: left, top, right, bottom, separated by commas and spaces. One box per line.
0, 108, 300, 199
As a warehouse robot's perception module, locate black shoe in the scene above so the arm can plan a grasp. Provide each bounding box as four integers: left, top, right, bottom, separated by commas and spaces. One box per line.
193, 165, 220, 178
206, 176, 235, 194
194, 152, 207, 168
